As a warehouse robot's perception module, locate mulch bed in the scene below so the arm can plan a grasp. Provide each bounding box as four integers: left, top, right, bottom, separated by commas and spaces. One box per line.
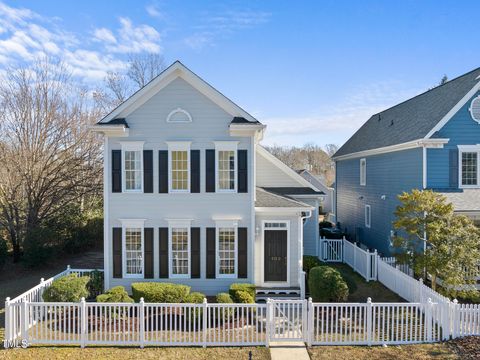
447, 336, 480, 359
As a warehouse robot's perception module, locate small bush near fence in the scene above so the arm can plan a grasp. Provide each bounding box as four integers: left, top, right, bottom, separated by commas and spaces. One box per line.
96, 286, 133, 303
303, 255, 322, 273
216, 292, 234, 303
185, 291, 206, 303
309, 266, 349, 302
42, 274, 89, 302
229, 283, 256, 302
131, 282, 190, 303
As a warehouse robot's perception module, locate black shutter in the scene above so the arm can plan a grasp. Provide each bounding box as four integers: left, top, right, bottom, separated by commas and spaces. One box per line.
112, 227, 122, 278
158, 150, 168, 193
143, 150, 153, 193
238, 227, 248, 278
112, 150, 122, 193
191, 150, 200, 193
238, 150, 248, 193
206, 150, 215, 193
191, 227, 200, 278
206, 228, 216, 278
159, 227, 169, 278
449, 148, 459, 189
144, 228, 154, 278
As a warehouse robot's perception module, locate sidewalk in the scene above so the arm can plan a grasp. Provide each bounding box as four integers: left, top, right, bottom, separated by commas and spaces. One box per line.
269, 342, 310, 360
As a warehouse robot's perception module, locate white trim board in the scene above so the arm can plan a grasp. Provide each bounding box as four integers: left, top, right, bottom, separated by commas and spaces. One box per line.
256, 145, 321, 191
424, 80, 480, 138
332, 138, 449, 161
260, 220, 290, 287
99, 61, 260, 124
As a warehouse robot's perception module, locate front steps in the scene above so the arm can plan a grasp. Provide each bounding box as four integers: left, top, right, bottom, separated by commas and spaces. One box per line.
255, 287, 301, 302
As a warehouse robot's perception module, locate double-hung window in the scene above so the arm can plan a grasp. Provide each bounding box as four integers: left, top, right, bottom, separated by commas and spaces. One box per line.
168, 220, 191, 278
215, 141, 238, 192
121, 142, 144, 192
167, 142, 191, 193
360, 158, 366, 186
459, 146, 480, 188
216, 221, 237, 278
121, 219, 145, 278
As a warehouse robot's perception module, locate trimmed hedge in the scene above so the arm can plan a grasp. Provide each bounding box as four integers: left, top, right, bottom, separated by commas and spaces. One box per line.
216, 292, 234, 304
303, 255, 322, 273
97, 286, 134, 303
229, 283, 255, 302
43, 274, 89, 302
308, 266, 349, 302
131, 282, 190, 303
185, 292, 205, 304
235, 290, 255, 304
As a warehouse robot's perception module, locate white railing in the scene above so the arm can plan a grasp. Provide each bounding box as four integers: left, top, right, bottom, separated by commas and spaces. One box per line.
320, 238, 377, 281
381, 257, 414, 277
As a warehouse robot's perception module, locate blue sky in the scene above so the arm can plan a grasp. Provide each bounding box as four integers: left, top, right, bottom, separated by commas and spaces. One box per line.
1, 1, 479, 147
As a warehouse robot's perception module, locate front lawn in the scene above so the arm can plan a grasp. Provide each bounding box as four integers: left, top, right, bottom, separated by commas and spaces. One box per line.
325, 262, 405, 302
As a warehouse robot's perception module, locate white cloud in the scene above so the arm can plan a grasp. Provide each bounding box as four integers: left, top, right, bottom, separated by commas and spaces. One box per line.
93, 28, 116, 44
146, 4, 164, 19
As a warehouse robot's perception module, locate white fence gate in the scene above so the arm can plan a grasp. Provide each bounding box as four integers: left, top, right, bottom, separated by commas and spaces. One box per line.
268, 300, 306, 342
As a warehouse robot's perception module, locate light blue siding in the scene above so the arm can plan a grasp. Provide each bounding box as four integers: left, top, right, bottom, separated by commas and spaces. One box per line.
296, 197, 319, 256
336, 148, 423, 256
428, 91, 480, 188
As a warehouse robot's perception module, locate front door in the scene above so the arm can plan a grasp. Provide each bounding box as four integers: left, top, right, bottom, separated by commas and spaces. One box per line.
264, 229, 288, 282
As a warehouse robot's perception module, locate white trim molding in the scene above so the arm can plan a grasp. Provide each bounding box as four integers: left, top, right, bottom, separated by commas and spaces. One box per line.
469, 96, 480, 124
90, 125, 129, 137
120, 141, 145, 193
120, 219, 146, 279
260, 220, 290, 287
166, 108, 193, 123
167, 141, 192, 193
333, 138, 449, 161
215, 219, 238, 279
458, 144, 480, 189
167, 219, 192, 279
214, 141, 239, 193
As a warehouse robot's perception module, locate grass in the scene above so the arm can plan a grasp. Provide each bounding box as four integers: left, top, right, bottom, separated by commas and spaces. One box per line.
326, 262, 405, 303
308, 344, 459, 360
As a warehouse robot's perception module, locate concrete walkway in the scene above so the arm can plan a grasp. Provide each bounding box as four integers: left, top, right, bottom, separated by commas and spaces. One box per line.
269, 342, 310, 360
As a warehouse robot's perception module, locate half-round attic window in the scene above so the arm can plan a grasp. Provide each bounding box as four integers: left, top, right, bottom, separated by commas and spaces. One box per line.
470, 96, 480, 123
166, 108, 192, 123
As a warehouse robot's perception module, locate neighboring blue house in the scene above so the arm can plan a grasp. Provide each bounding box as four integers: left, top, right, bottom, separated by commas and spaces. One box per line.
333, 68, 480, 256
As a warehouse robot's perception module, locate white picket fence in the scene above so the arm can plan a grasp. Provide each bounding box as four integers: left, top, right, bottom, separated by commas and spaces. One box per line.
381, 257, 414, 277
320, 237, 377, 281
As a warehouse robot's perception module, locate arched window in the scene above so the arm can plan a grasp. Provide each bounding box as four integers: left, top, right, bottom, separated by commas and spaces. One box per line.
470, 96, 480, 123
166, 108, 192, 123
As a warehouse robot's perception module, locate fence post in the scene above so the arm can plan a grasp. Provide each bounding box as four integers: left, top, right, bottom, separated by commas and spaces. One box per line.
342, 236, 346, 263
202, 298, 208, 348
426, 298, 433, 342
307, 298, 313, 347
418, 278, 424, 303
39, 278, 45, 302
366, 297, 372, 346
266, 299, 272, 348
372, 250, 378, 280
21, 300, 28, 344
67, 265, 71, 274
4, 297, 10, 344
139, 298, 145, 348
451, 299, 459, 339
80, 297, 86, 348
366, 250, 371, 283
353, 242, 357, 271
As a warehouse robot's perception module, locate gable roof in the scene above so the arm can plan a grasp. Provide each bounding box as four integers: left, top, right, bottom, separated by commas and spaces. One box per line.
334, 67, 480, 158
255, 187, 313, 209
97, 61, 261, 125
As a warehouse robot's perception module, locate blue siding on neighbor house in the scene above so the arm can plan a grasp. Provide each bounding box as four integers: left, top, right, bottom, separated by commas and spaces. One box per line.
428, 91, 480, 189
336, 148, 423, 256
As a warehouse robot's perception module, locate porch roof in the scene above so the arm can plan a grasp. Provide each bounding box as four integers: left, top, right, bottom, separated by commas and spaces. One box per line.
436, 189, 480, 212
255, 187, 313, 209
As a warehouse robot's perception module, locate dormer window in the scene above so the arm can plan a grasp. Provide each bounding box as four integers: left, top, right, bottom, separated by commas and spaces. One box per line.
470, 96, 480, 124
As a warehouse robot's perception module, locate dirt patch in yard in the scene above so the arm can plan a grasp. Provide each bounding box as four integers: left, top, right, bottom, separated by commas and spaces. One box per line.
446, 336, 480, 359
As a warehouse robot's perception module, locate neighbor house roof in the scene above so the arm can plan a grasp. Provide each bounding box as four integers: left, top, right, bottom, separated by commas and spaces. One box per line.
255, 188, 313, 208
334, 67, 480, 158
262, 187, 325, 196
436, 189, 480, 212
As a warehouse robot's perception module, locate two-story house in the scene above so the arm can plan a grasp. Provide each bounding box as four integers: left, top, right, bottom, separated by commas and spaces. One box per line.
334, 67, 480, 256
91, 61, 325, 299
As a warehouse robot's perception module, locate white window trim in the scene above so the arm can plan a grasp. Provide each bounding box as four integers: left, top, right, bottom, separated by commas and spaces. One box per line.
120, 141, 144, 193
120, 219, 146, 279
168, 219, 192, 279
365, 205, 371, 228
260, 220, 290, 287
214, 141, 238, 193
215, 220, 238, 279
166, 108, 193, 123
360, 158, 366, 186
458, 145, 480, 189
167, 141, 192, 193
469, 96, 480, 124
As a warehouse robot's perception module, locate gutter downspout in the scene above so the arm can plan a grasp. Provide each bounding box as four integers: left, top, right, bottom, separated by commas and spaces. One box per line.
299, 210, 312, 299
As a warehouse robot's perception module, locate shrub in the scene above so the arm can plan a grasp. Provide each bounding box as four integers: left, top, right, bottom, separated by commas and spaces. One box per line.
303, 255, 322, 274
96, 286, 134, 303
43, 274, 89, 302
185, 292, 205, 303
216, 292, 234, 304
23, 227, 58, 268
319, 221, 333, 229
131, 282, 190, 303
235, 290, 255, 304
87, 270, 104, 299
308, 266, 349, 302
229, 283, 255, 302
0, 237, 8, 271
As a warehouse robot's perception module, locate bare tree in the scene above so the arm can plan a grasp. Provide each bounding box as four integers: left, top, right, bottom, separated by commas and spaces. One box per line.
127, 53, 166, 88
105, 71, 130, 103
0, 58, 102, 261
